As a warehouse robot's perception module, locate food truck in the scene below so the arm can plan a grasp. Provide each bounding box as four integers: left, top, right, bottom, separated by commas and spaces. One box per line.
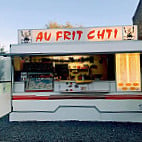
8, 25, 142, 122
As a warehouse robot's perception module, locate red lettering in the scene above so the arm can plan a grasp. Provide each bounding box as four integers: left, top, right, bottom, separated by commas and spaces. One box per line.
56, 31, 62, 41
87, 30, 95, 39
77, 31, 83, 40
106, 29, 112, 39
97, 30, 105, 39
114, 29, 118, 38
44, 32, 51, 41
64, 31, 71, 40
36, 32, 43, 42
72, 31, 75, 40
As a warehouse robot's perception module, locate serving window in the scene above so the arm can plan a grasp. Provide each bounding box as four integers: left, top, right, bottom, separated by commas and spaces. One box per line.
12, 54, 115, 92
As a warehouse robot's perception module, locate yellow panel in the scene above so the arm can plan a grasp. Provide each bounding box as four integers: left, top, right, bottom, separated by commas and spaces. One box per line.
116, 53, 141, 91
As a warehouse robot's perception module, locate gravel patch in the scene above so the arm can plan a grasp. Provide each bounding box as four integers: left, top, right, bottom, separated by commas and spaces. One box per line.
0, 115, 142, 142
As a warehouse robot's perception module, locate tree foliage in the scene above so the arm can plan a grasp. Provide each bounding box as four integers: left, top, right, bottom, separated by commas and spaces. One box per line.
45, 22, 82, 29
0, 44, 5, 53
0, 47, 4, 53
0, 57, 4, 80
0, 44, 5, 80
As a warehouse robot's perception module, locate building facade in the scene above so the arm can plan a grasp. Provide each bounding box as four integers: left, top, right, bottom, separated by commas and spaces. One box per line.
133, 0, 142, 39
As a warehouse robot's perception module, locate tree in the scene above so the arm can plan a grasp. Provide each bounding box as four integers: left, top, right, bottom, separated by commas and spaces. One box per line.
45, 22, 82, 29
0, 57, 4, 80
0, 47, 4, 53
0, 44, 5, 80
0, 44, 5, 53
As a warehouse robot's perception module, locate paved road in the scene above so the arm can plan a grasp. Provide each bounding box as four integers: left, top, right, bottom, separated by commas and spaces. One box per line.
0, 115, 142, 142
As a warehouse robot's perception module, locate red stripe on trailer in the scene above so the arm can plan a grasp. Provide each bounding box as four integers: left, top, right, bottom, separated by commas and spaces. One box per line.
12, 95, 49, 100
105, 95, 142, 100
12, 95, 105, 100
12, 95, 142, 100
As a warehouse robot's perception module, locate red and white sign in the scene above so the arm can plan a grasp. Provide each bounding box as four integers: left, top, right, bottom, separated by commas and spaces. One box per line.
18, 25, 137, 44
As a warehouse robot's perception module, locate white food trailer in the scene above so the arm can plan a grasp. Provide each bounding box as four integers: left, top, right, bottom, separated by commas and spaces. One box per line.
6, 25, 142, 122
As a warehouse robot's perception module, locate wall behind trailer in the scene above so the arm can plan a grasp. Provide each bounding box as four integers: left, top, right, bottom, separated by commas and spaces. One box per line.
0, 56, 11, 117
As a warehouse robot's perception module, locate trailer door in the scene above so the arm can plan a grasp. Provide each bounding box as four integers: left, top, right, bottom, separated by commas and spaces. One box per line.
0, 56, 11, 118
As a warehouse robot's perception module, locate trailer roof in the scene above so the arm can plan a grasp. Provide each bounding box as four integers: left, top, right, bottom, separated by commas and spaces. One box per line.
10, 40, 142, 56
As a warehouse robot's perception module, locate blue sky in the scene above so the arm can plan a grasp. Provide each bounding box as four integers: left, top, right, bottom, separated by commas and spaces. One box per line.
0, 0, 139, 51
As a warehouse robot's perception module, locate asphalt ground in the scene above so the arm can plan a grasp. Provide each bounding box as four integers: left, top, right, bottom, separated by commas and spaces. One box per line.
0, 115, 142, 142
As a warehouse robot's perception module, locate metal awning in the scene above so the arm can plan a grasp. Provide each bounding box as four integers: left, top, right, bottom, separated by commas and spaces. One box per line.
10, 40, 142, 56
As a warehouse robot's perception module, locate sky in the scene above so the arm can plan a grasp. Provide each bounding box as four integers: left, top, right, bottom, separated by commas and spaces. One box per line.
0, 0, 140, 51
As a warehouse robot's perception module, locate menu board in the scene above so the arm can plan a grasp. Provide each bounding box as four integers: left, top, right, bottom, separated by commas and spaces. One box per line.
25, 73, 53, 92
116, 53, 141, 91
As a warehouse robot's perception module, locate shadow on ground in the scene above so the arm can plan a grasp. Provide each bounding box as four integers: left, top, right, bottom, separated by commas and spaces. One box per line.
0, 115, 142, 142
